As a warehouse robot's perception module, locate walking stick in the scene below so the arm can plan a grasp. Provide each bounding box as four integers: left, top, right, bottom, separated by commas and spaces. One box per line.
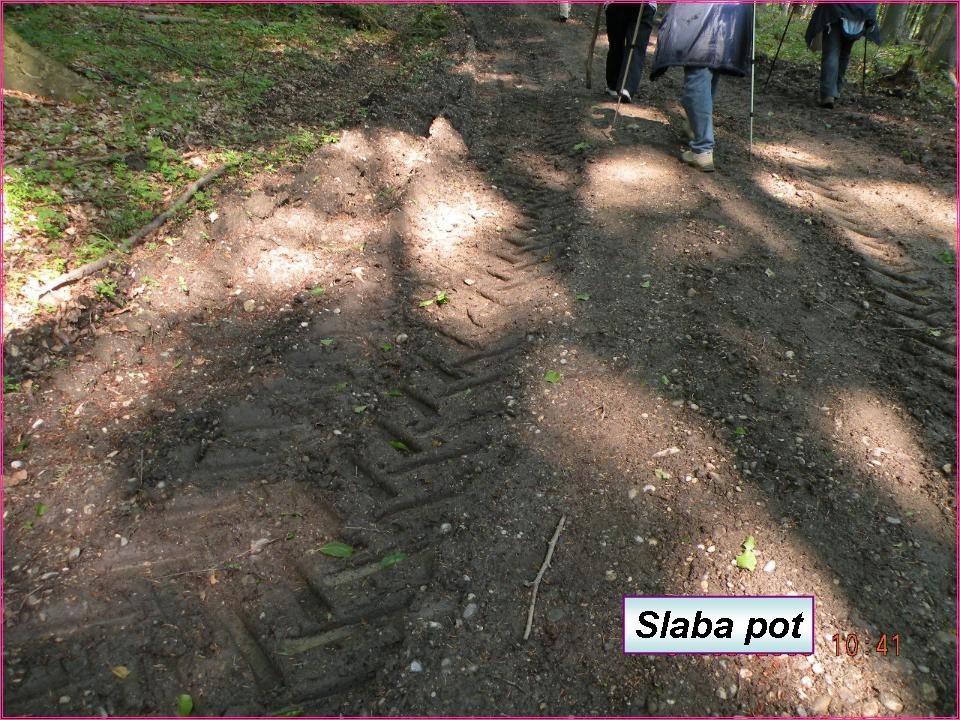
861, 37, 868, 95
750, 1, 756, 159
763, 5, 795, 90
612, 8, 644, 129
585, 5, 603, 89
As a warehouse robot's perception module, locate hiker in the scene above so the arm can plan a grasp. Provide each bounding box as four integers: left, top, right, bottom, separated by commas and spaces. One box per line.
558, 2, 570, 23
605, 1, 657, 103
804, 3, 881, 108
650, 3, 753, 172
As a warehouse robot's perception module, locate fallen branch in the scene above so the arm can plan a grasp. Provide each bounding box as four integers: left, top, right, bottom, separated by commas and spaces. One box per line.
523, 513, 566, 641
37, 164, 231, 297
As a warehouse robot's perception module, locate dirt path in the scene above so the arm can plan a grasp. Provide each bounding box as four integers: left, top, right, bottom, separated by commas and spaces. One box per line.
4, 4, 955, 716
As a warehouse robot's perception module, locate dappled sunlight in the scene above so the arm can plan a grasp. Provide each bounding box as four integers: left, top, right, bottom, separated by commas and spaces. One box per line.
755, 142, 833, 171
814, 386, 952, 543
832, 178, 955, 243
583, 147, 682, 211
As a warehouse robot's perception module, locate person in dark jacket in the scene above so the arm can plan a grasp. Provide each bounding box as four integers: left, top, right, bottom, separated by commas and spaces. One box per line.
805, 3, 881, 107
651, 3, 753, 172
605, 2, 657, 103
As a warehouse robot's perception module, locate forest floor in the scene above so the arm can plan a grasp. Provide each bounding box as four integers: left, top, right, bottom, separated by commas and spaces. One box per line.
3, 4, 957, 716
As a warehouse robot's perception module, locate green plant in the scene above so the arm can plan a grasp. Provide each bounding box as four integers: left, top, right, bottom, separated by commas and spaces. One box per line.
94, 279, 118, 300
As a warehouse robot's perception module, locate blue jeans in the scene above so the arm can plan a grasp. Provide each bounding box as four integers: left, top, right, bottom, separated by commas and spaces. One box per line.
820, 23, 856, 99
681, 67, 720, 154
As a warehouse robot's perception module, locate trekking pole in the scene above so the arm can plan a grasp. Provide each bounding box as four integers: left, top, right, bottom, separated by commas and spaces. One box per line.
861, 37, 868, 95
763, 4, 795, 90
612, 7, 644, 129
586, 5, 603, 89
750, 1, 757, 159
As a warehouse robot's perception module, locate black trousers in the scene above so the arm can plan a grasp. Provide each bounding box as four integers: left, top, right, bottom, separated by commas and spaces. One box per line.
605, 3, 656, 95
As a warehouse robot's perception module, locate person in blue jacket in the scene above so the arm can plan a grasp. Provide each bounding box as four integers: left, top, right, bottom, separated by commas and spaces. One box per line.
805, 3, 881, 108
605, 2, 657, 103
651, 3, 753, 172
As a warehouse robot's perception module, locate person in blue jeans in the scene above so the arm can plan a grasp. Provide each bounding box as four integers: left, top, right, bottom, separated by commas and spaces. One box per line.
651, 4, 753, 172
805, 4, 881, 108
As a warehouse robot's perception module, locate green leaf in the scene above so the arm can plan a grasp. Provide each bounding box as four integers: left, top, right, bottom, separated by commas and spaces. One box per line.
24, 520, 33, 530
177, 276, 188, 294
175, 693, 193, 716
734, 426, 746, 437
386, 389, 404, 397
418, 298, 434, 307
936, 249, 956, 265
803, 217, 813, 225
389, 439, 410, 451
172, 358, 183, 369
35, 503, 48, 517
660, 375, 670, 386
654, 468, 671, 480
435, 290, 449, 305
742, 535, 756, 552
928, 328, 943, 337
381, 551, 408, 568
573, 141, 591, 152
310, 286, 325, 296
381, 342, 394, 351
640, 280, 651, 289
575, 292, 591, 301
319, 541, 354, 558
334, 382, 348, 391
544, 370, 561, 384
320, 338, 335, 347
735, 549, 757, 572
353, 405, 368, 414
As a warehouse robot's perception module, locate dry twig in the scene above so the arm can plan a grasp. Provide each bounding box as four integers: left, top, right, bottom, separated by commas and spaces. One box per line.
523, 514, 566, 641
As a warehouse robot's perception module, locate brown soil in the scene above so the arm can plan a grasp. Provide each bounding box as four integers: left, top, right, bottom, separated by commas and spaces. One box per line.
3, 5, 956, 717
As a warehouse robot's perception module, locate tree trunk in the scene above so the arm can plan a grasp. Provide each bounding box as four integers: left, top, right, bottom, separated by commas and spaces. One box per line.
919, 3, 948, 45
928, 4, 957, 68
880, 3, 910, 44
3, 26, 96, 101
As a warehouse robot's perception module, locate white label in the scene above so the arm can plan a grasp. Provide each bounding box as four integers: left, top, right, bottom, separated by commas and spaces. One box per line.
623, 596, 814, 654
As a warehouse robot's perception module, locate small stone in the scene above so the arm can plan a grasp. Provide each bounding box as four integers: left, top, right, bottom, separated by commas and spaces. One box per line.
810, 695, 831, 714
811, 662, 824, 674
717, 687, 727, 700
686, 288, 698, 298
119, 536, 129, 547
879, 691, 903, 713
785, 350, 795, 360
885, 516, 901, 525
243, 299, 256, 312
59, 696, 70, 704
462, 603, 478, 619
942, 464, 953, 475
463, 278, 475, 286
605, 569, 617, 582
763, 560, 776, 573
739, 668, 753, 679
68, 547, 81, 561
642, 484, 656, 493
409, 660, 423, 673
800, 675, 813, 688
10, 460, 24, 470
862, 300, 870, 309
862, 700, 880, 716
921, 683, 937, 702
440, 522, 452, 533
395, 333, 408, 344
628, 487, 639, 499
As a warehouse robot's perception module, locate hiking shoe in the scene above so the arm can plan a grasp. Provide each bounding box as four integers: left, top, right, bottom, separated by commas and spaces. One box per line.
619, 88, 632, 103
681, 149, 715, 172
606, 87, 618, 98
819, 95, 835, 108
